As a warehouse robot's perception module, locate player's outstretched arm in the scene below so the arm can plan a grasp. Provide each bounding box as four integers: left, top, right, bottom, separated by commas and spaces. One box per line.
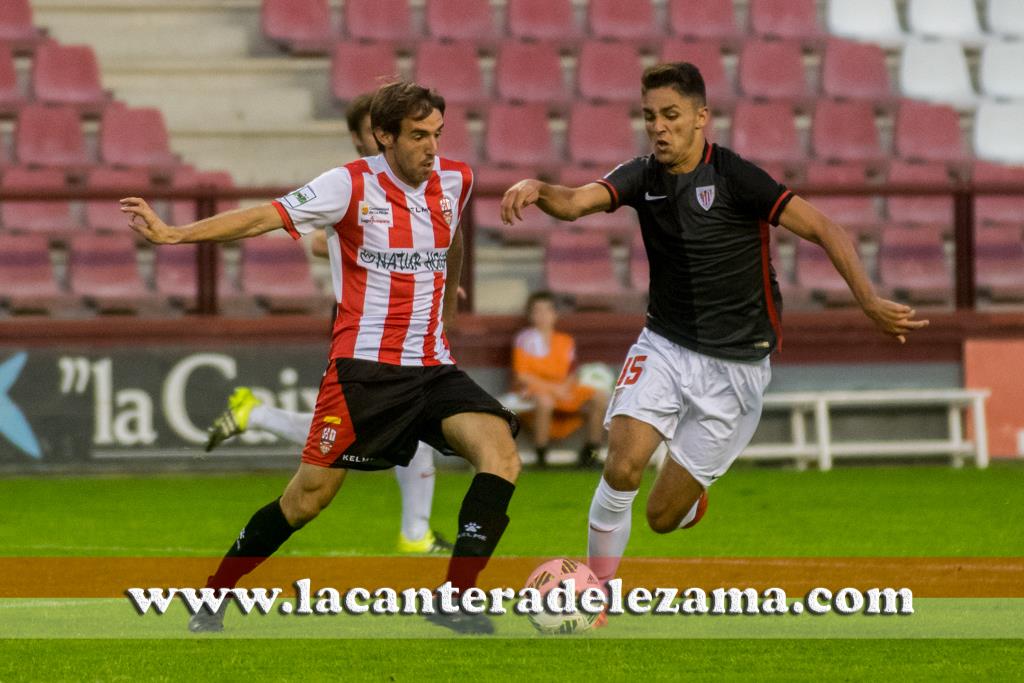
779, 196, 929, 344
500, 179, 612, 224
120, 198, 285, 245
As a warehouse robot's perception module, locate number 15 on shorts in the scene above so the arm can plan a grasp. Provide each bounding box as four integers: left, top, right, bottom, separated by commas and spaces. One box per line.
616, 355, 647, 387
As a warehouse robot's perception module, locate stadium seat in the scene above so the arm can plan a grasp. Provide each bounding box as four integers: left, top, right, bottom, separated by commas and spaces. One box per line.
812, 100, 885, 166
567, 102, 636, 167
506, 0, 582, 45
795, 237, 859, 305
438, 105, 477, 164
878, 226, 950, 305
738, 41, 812, 109
16, 105, 91, 170
261, 0, 334, 54
899, 40, 977, 111
668, 0, 742, 44
821, 38, 893, 104
494, 41, 567, 106
980, 42, 1024, 100
730, 102, 804, 166
587, 0, 661, 46
544, 231, 625, 309
573, 206, 639, 244
749, 0, 824, 45
972, 160, 1024, 226
826, 0, 905, 48
0, 0, 43, 52
241, 238, 325, 313
86, 168, 152, 231
485, 103, 556, 168
1, 167, 78, 236
907, 0, 986, 46
330, 42, 398, 103
99, 105, 179, 173
0, 234, 63, 314
974, 100, 1024, 165
413, 42, 485, 108
577, 40, 643, 104
976, 226, 1024, 303
987, 0, 1024, 40
885, 161, 954, 229
68, 233, 158, 314
425, 0, 499, 44
660, 40, 735, 112
169, 168, 238, 226
804, 162, 880, 230
894, 100, 968, 166
31, 42, 109, 114
343, 0, 415, 45
473, 196, 554, 243
154, 244, 246, 312
0, 45, 25, 115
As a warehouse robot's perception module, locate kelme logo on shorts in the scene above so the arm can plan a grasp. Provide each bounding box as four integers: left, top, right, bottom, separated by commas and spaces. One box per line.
283, 185, 317, 208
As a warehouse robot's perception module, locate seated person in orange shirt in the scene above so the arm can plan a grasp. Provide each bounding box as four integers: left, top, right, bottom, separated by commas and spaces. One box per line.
512, 291, 609, 467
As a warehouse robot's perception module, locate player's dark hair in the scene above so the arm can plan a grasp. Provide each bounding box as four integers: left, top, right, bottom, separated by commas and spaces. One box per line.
641, 63, 707, 106
525, 290, 557, 315
344, 93, 374, 134
370, 81, 446, 147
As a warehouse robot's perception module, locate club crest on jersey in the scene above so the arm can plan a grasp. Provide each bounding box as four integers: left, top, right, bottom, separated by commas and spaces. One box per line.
358, 201, 393, 227
696, 185, 715, 211
439, 196, 454, 225
319, 425, 337, 455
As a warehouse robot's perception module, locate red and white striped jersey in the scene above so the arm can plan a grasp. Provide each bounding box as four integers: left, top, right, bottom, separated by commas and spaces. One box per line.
271, 154, 473, 366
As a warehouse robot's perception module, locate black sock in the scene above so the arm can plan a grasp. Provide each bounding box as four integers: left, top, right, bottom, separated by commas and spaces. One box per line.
578, 442, 598, 465
535, 446, 548, 466
445, 473, 516, 591
207, 498, 296, 589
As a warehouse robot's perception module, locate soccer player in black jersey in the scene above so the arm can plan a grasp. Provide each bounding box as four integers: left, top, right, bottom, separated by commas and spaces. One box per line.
501, 63, 928, 586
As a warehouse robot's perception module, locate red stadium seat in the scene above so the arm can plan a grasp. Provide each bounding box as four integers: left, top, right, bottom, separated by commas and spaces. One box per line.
426, 0, 498, 44
494, 41, 568, 105
438, 106, 477, 164
241, 238, 325, 313
976, 226, 1024, 302
343, 0, 415, 44
573, 206, 639, 244
1, 167, 78, 236
557, 165, 618, 187
16, 105, 90, 169
0, 234, 63, 314
31, 42, 108, 113
739, 40, 812, 108
894, 100, 968, 166
567, 102, 636, 167
86, 168, 152, 231
472, 196, 555, 243
154, 244, 246, 312
749, 0, 824, 44
885, 161, 953, 228
972, 161, 1024, 226
169, 168, 238, 226
0, 45, 25, 115
805, 162, 880, 230
414, 42, 485, 108
100, 105, 179, 173
812, 100, 885, 165
795, 237, 859, 305
506, 0, 582, 45
821, 38, 894, 104
0, 0, 43, 52
577, 40, 643, 104
330, 42, 398, 103
485, 103, 556, 168
587, 0, 661, 46
668, 0, 742, 44
68, 233, 158, 314
730, 102, 804, 165
660, 39, 735, 112
545, 231, 625, 308
261, 0, 334, 54
878, 226, 950, 304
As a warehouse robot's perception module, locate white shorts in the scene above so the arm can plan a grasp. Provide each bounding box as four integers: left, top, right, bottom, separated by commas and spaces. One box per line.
606, 328, 771, 487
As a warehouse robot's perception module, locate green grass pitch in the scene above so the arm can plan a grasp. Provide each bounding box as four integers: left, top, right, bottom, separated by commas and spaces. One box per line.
2, 462, 1023, 680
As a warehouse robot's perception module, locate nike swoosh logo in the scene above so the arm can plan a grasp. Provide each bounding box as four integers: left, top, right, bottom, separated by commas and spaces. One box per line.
644, 193, 667, 201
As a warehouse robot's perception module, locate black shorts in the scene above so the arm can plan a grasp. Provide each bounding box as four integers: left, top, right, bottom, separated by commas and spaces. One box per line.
301, 358, 519, 471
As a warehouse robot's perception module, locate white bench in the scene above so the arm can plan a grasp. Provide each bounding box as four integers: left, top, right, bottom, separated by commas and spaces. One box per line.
746, 390, 991, 470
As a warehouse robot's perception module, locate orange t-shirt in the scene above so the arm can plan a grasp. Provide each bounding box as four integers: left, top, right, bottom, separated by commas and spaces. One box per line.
512, 329, 594, 438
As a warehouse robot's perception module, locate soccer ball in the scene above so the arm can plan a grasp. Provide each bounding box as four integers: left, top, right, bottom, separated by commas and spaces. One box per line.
523, 558, 604, 635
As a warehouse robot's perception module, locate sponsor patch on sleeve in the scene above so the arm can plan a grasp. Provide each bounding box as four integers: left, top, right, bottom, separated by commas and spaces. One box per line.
282, 185, 318, 209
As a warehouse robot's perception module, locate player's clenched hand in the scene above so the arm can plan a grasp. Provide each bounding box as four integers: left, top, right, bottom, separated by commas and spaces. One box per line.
500, 179, 543, 225
120, 197, 180, 244
862, 296, 930, 344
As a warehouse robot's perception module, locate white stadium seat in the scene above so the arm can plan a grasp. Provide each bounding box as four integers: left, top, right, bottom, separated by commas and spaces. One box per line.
907, 0, 987, 46
899, 39, 978, 110
826, 0, 905, 48
987, 0, 1024, 40
980, 41, 1024, 100
974, 100, 1024, 164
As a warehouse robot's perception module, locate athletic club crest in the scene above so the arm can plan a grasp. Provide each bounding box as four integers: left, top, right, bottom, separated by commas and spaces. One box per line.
319, 426, 337, 455
696, 185, 715, 211
439, 196, 454, 225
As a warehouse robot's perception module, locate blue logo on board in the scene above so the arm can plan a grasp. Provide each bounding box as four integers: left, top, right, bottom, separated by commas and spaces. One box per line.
0, 352, 41, 459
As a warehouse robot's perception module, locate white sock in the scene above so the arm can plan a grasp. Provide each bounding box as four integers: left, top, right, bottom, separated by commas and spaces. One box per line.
247, 405, 313, 446
587, 477, 638, 584
394, 442, 435, 542
678, 496, 701, 529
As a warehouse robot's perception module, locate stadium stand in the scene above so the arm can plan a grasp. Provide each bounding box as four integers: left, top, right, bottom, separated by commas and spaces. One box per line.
976, 225, 1024, 303
31, 41, 109, 114
506, 0, 582, 45
979, 41, 1024, 100
731, 101, 804, 165
0, 0, 44, 53
886, 161, 954, 229
473, 196, 555, 243
0, 234, 62, 315
567, 102, 636, 167
974, 100, 1024, 165
68, 233, 158, 314
586, 0, 661, 47
99, 104, 179, 174
660, 39, 735, 112
795, 237, 859, 306
820, 38, 894, 104
973, 160, 1024, 226
331, 42, 399, 103
749, 0, 825, 45
343, 0, 416, 46
261, 0, 334, 55
425, 0, 500, 45
738, 40, 813, 109
878, 226, 951, 305
804, 162, 881, 232
811, 100, 886, 166
413, 41, 486, 108
169, 168, 238, 226
435, 105, 477, 164
826, 0, 906, 48
907, 0, 987, 46
484, 103, 557, 169
86, 168, 152, 232
0, 45, 26, 115
899, 40, 978, 111
668, 0, 743, 45
894, 100, 969, 166
154, 244, 248, 313
577, 40, 643, 104
987, 0, 1024, 39
1, 167, 77, 237
16, 104, 90, 170
544, 230, 625, 309
494, 40, 568, 106
240, 238, 326, 313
